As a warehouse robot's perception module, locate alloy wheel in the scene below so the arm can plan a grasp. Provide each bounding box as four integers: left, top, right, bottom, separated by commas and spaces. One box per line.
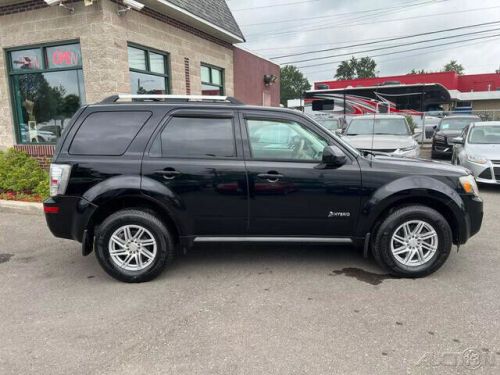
390, 220, 438, 267
108, 224, 157, 271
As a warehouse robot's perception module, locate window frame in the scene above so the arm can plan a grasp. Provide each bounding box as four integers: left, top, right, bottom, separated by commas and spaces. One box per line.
201, 63, 225, 95
127, 43, 170, 94
148, 113, 238, 160
5, 40, 84, 144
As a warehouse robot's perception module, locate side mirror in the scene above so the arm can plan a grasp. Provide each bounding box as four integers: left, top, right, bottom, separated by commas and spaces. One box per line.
433, 125, 437, 130
335, 128, 343, 135
317, 145, 347, 169
450, 136, 464, 145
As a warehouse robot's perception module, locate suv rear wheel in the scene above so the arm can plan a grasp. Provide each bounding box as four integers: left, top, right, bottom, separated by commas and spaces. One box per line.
372, 205, 452, 277
95, 209, 174, 282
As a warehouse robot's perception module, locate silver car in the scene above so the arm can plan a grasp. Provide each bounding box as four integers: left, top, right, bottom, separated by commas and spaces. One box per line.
342, 115, 420, 157
451, 121, 500, 184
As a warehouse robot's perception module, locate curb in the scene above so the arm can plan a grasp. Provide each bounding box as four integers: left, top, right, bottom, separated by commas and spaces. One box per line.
0, 199, 43, 215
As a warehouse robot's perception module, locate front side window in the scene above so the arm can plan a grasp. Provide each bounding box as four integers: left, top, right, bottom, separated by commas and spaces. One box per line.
201, 64, 224, 95
246, 119, 327, 161
157, 117, 235, 158
7, 42, 86, 144
128, 45, 169, 95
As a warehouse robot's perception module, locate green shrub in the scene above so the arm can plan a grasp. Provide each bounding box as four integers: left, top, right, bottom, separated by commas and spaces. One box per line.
0, 148, 49, 199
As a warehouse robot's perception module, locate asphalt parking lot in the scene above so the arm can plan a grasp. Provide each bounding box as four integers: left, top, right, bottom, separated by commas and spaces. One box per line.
1, 155, 500, 375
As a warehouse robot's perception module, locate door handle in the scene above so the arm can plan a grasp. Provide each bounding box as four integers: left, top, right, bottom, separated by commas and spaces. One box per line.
154, 169, 181, 180
257, 171, 284, 182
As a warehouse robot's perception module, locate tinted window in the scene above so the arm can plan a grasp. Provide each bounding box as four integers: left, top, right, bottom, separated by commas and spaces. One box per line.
70, 111, 151, 155
159, 117, 235, 158
246, 119, 327, 161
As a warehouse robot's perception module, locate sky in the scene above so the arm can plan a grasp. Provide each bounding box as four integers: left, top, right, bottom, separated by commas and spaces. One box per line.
226, 0, 500, 84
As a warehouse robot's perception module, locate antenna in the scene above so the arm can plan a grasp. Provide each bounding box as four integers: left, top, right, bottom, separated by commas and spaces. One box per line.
370, 92, 377, 166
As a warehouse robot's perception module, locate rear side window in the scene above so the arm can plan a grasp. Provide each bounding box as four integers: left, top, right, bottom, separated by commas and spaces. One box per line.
69, 111, 151, 155
155, 117, 235, 158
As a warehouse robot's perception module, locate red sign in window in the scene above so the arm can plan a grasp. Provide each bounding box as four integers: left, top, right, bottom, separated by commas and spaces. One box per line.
46, 44, 82, 69
51, 49, 79, 67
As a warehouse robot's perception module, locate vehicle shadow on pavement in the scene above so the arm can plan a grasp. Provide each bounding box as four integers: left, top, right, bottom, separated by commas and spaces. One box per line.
165, 243, 383, 276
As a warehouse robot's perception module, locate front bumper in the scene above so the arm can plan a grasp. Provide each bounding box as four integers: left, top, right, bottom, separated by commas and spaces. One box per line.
465, 160, 500, 185
391, 147, 420, 158
432, 139, 452, 155
43, 196, 97, 242
459, 194, 483, 244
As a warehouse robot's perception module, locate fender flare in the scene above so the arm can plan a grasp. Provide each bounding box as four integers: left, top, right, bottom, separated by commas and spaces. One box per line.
356, 175, 466, 239
81, 175, 190, 238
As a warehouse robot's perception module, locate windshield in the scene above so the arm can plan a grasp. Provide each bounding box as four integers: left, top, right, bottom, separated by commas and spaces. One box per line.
469, 126, 500, 144
346, 118, 410, 135
439, 118, 477, 131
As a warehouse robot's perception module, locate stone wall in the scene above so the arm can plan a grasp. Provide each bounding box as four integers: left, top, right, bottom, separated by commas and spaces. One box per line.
0, 0, 234, 150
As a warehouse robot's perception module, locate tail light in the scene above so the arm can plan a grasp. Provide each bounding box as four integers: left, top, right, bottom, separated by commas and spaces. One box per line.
49, 164, 72, 197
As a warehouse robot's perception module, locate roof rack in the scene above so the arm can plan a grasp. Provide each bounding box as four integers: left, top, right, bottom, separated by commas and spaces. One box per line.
100, 94, 243, 104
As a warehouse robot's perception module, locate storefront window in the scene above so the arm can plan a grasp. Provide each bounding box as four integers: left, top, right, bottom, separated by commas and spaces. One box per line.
201, 64, 224, 95
128, 45, 169, 95
7, 42, 85, 144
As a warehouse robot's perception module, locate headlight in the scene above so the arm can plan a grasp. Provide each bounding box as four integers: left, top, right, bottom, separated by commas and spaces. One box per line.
459, 175, 480, 196
466, 154, 488, 164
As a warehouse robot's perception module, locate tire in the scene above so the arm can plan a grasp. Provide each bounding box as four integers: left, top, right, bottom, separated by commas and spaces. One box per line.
372, 205, 452, 278
95, 209, 174, 282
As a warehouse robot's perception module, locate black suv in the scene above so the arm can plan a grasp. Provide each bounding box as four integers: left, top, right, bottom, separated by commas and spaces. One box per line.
44, 95, 483, 282
431, 115, 481, 158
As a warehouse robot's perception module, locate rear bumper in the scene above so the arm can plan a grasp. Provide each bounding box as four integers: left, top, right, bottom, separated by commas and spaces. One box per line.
43, 196, 97, 242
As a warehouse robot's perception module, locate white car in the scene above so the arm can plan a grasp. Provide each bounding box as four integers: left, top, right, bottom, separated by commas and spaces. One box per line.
451, 121, 500, 184
342, 115, 420, 158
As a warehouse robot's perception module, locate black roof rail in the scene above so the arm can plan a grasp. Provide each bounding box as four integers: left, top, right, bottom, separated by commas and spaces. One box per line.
99, 94, 244, 104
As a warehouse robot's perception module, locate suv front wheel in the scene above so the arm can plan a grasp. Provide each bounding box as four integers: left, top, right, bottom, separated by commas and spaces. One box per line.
373, 205, 452, 277
95, 209, 174, 282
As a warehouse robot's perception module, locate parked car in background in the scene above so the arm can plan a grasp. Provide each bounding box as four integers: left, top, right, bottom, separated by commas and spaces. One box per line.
342, 115, 420, 157
451, 121, 500, 184
432, 115, 481, 158
19, 124, 58, 143
413, 115, 440, 141
306, 112, 346, 134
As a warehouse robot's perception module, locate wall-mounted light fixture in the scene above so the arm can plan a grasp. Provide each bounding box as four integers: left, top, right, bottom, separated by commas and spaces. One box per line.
44, 0, 74, 13
117, 0, 145, 15
264, 74, 278, 87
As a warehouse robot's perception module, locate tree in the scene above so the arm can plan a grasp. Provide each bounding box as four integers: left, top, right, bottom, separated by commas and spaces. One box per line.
335, 56, 377, 80
356, 56, 377, 78
407, 69, 428, 75
442, 60, 464, 75
335, 58, 356, 80
280, 65, 311, 106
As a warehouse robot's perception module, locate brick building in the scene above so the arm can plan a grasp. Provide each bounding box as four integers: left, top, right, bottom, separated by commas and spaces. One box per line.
0, 0, 280, 165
